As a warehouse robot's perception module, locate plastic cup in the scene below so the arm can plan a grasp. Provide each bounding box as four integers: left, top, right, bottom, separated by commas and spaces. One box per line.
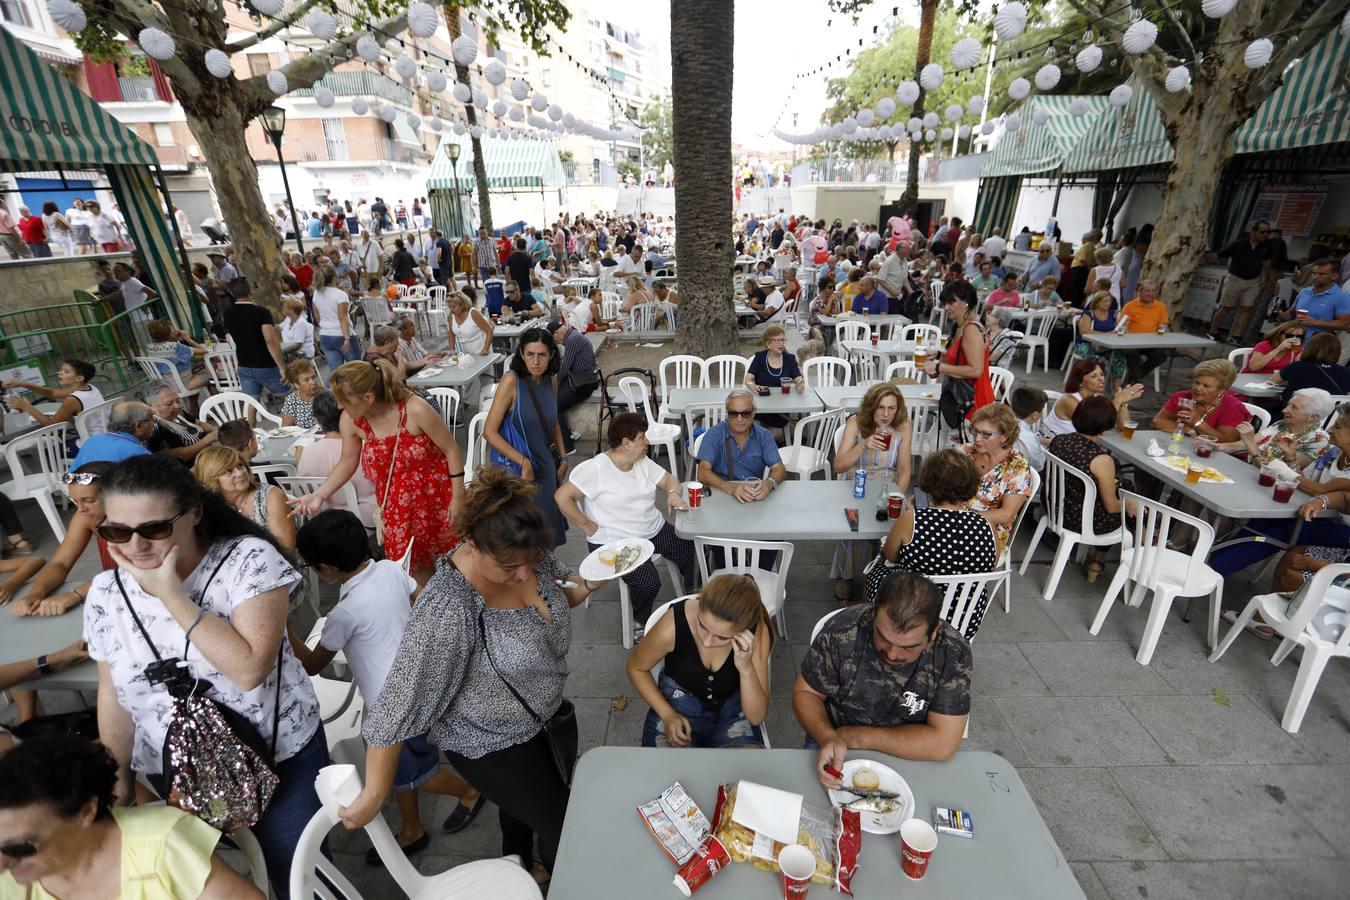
1194, 438, 1214, 458
899, 818, 938, 880
781, 377, 792, 394
914, 349, 927, 368
878, 427, 893, 450
1121, 420, 1137, 440
888, 492, 904, 519
1258, 465, 1277, 487
1186, 461, 1204, 484
687, 482, 703, 509
673, 835, 731, 896
778, 843, 816, 898
870, 333, 879, 346
1273, 476, 1297, 503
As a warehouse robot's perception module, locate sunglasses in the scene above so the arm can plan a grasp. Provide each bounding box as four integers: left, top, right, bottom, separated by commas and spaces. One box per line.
726, 409, 755, 419
62, 472, 99, 486
96, 510, 187, 544
0, 839, 38, 859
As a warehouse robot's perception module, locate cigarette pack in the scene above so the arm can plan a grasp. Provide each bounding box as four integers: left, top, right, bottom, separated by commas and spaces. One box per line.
933, 806, 974, 839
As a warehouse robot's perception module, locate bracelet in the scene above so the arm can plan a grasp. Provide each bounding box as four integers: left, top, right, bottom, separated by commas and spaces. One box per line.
1314, 495, 1330, 511
36, 654, 52, 676
447, 471, 465, 478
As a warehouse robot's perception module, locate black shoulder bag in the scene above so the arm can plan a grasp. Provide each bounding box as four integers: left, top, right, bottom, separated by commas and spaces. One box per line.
476, 610, 579, 787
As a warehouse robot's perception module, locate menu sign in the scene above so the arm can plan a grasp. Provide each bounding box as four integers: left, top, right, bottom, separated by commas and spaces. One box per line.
1250, 184, 1328, 238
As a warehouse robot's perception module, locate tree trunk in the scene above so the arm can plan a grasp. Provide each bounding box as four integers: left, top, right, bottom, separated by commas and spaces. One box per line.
445, 5, 494, 234
900, 0, 939, 215
671, 0, 737, 357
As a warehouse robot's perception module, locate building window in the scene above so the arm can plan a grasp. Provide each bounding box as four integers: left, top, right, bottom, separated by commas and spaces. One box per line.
321, 118, 348, 161
153, 123, 174, 147
541, 66, 551, 87
247, 54, 270, 77
0, 0, 31, 27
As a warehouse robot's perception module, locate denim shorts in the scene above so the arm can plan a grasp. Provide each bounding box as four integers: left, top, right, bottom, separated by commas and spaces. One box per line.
394, 733, 443, 792
641, 672, 764, 749
236, 364, 290, 400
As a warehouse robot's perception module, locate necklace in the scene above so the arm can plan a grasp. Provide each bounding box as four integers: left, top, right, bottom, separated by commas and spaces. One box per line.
765, 352, 783, 377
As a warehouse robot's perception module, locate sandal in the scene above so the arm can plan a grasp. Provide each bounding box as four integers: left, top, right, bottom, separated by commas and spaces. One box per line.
2, 537, 33, 556
1222, 609, 1274, 641
1085, 560, 1105, 583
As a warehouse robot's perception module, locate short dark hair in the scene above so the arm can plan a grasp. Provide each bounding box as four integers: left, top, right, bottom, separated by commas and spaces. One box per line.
1010, 386, 1048, 420
1071, 394, 1117, 436
1301, 332, 1341, 364
296, 509, 371, 573
917, 448, 981, 505
1064, 359, 1104, 394
62, 357, 96, 384
1310, 257, 1335, 272
217, 419, 254, 450
0, 735, 117, 822
228, 276, 252, 298
509, 328, 561, 378
940, 279, 977, 308
874, 569, 946, 633
607, 412, 647, 448
312, 390, 342, 432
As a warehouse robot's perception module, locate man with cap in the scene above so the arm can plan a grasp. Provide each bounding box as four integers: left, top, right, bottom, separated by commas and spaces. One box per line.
208, 250, 237, 284
747, 276, 786, 323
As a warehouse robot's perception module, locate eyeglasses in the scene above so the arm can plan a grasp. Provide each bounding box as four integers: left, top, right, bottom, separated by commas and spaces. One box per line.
972, 428, 1002, 440
96, 510, 187, 544
0, 839, 39, 859
726, 409, 755, 419
62, 471, 99, 486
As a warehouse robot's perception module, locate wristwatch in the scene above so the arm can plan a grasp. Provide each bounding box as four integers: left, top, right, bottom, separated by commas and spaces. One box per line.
36, 655, 52, 676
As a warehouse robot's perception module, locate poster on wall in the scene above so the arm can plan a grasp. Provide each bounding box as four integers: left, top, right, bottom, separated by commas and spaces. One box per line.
1249, 184, 1328, 239
1182, 264, 1228, 321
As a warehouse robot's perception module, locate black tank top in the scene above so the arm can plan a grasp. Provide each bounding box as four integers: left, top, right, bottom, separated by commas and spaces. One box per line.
664, 600, 740, 707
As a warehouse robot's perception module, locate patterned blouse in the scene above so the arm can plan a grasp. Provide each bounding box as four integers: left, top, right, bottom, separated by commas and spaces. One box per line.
1251, 422, 1330, 466
961, 445, 1035, 553
362, 550, 575, 759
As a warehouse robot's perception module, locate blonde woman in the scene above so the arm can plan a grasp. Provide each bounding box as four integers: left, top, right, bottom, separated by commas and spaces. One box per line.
448, 290, 493, 356
618, 275, 654, 331
193, 445, 295, 552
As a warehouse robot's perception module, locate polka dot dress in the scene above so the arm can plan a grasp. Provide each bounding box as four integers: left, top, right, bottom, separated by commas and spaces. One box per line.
895, 507, 998, 638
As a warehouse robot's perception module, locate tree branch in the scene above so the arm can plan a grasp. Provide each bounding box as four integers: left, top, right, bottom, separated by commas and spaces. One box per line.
1250, 0, 1350, 102
228, 0, 327, 52
1159, 3, 1197, 66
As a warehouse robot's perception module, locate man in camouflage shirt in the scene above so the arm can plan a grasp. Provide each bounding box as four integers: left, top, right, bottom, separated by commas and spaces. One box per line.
794, 570, 971, 790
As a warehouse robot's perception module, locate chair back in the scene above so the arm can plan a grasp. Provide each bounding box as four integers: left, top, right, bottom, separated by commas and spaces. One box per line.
908, 397, 943, 457
277, 476, 363, 527
884, 360, 916, 381
836, 320, 869, 344
1228, 347, 1254, 371
1242, 402, 1271, 433
810, 607, 851, 646
199, 391, 282, 428
397, 537, 415, 574
789, 408, 845, 461
5, 422, 70, 498
1041, 449, 1109, 540
1003, 466, 1041, 562
465, 410, 488, 483
847, 347, 888, 384
660, 356, 708, 410
928, 570, 1008, 640
74, 397, 120, 442
705, 354, 749, 388
426, 387, 461, 433
988, 366, 1014, 403
643, 595, 698, 681
1026, 308, 1058, 339
204, 349, 241, 393
693, 537, 795, 615
135, 356, 192, 398
1117, 489, 1216, 598
803, 357, 851, 388
359, 296, 392, 326
601, 293, 621, 319
901, 323, 941, 346
628, 302, 660, 332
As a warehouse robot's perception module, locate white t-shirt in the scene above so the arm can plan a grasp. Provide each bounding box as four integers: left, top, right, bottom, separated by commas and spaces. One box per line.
319, 560, 417, 706
615, 254, 643, 276
311, 287, 350, 337
84, 537, 315, 774
762, 288, 786, 323
120, 277, 150, 311
89, 213, 120, 243
280, 315, 315, 357
983, 235, 1007, 261
567, 453, 667, 544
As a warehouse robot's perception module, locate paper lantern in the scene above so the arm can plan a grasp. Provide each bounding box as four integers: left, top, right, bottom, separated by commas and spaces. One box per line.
453, 122, 466, 134
1034, 64, 1061, 91
919, 63, 944, 91
138, 28, 175, 62
957, 123, 971, 138
994, 2, 1028, 41
394, 55, 417, 80
508, 106, 524, 122
48, 0, 86, 33
406, 113, 422, 130
1032, 107, 1049, 125
841, 116, 858, 134
251, 0, 283, 14
452, 82, 471, 102
1008, 77, 1030, 101
510, 78, 529, 101
951, 38, 982, 71
1109, 84, 1133, 107
562, 112, 576, 129
944, 103, 963, 123
980, 120, 996, 135
356, 35, 381, 62
909, 129, 922, 142
1075, 45, 1102, 74
547, 104, 563, 121
906, 116, 922, 132
1244, 38, 1274, 69
875, 97, 896, 119
470, 125, 484, 139
940, 127, 953, 141
428, 119, 443, 132
1122, 19, 1158, 54
473, 88, 488, 109
451, 35, 477, 67
1165, 65, 1191, 93
305, 10, 336, 41
484, 60, 507, 86
922, 111, 939, 128
379, 106, 398, 123
878, 124, 893, 139
492, 99, 508, 117
530, 92, 548, 112
351, 97, 369, 115
967, 95, 985, 116
1201, 0, 1236, 17
1005, 114, 1022, 132
266, 69, 288, 95
314, 85, 335, 108
896, 80, 920, 105
857, 109, 875, 127
203, 48, 232, 79
1068, 97, 1090, 117
408, 2, 439, 38
924, 129, 937, 142
426, 70, 447, 93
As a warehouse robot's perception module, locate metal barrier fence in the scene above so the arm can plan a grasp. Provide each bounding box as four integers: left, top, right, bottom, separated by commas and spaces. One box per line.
0, 296, 162, 394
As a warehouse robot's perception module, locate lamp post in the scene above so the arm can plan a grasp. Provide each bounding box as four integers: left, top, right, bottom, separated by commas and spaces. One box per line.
444, 142, 462, 238
260, 106, 303, 253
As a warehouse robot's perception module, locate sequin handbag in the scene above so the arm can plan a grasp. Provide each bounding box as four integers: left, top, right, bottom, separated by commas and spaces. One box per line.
114, 544, 282, 834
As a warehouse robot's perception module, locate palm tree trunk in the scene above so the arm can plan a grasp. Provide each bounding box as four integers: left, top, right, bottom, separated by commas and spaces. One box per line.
671, 0, 737, 356
445, 5, 494, 233
900, 0, 939, 215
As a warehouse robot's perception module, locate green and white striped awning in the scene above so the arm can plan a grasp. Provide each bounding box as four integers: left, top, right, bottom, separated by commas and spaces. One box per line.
0, 25, 158, 167
427, 134, 566, 191
1061, 77, 1171, 174
982, 95, 1111, 177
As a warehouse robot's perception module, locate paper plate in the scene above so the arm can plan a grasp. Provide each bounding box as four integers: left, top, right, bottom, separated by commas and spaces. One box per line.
828, 760, 915, 834
578, 538, 655, 583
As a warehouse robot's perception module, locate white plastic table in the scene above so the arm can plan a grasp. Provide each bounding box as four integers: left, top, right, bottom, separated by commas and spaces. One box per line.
839, 339, 920, 359
666, 387, 824, 417
0, 604, 97, 692
549, 748, 1085, 899
814, 382, 938, 412
818, 313, 912, 329
675, 478, 896, 540
1080, 332, 1216, 392
1232, 373, 1284, 398
407, 352, 501, 389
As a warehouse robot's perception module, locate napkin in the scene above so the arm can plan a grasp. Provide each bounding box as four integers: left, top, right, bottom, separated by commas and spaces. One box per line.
1265, 459, 1299, 479
1146, 439, 1164, 458
730, 780, 802, 846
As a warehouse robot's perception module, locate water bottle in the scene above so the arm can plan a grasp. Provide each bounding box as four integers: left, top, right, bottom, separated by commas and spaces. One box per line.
853, 466, 867, 499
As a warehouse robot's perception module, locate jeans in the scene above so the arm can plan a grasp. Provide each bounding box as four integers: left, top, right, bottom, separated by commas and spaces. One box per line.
555, 379, 596, 452
1209, 519, 1350, 577
587, 521, 698, 624
237, 365, 291, 400
318, 333, 363, 373
253, 726, 329, 899
642, 673, 764, 748
26, 242, 51, 258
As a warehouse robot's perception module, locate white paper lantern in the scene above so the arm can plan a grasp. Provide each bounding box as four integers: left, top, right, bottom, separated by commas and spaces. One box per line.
1068, 97, 1090, 117
924, 129, 937, 142
356, 35, 381, 62
940, 127, 954, 141
922, 111, 939, 129
994, 2, 1028, 41
909, 130, 922, 142
508, 106, 524, 122
266, 69, 288, 95
1005, 114, 1022, 132
138, 28, 175, 62
203, 48, 232, 79
484, 61, 507, 86
1244, 38, 1274, 69
452, 82, 471, 102
530, 92, 548, 112
1165, 65, 1191, 93
395, 55, 417, 80
48, 0, 86, 33
492, 99, 508, 117
428, 119, 443, 132
562, 112, 576, 129
1122, 19, 1158, 54
944, 103, 963, 123
1034, 64, 1061, 91
470, 125, 483, 139
896, 80, 920, 105
957, 123, 972, 138
1109, 84, 1133, 107
426, 70, 447, 93
919, 63, 944, 91
451, 35, 477, 67
967, 95, 985, 116
841, 116, 858, 134
1008, 77, 1031, 101
857, 109, 875, 127
875, 97, 896, 119
1032, 106, 1049, 126
453, 122, 466, 135
547, 104, 563, 121
379, 106, 397, 123
472, 88, 487, 110
251, 0, 283, 14
314, 85, 335, 108
510, 79, 529, 101
351, 97, 369, 115
878, 124, 893, 139
1075, 45, 1102, 74
407, 2, 439, 38
951, 38, 982, 71
406, 113, 422, 130
1201, 0, 1237, 18
980, 120, 996, 135
305, 10, 336, 41
907, 116, 922, 132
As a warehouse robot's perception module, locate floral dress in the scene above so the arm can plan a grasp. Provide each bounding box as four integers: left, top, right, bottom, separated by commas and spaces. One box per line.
355, 402, 456, 570
962, 445, 1035, 555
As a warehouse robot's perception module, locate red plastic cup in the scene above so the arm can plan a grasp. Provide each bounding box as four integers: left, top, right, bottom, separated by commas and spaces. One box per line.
870, 333, 879, 346
687, 481, 704, 509
778, 843, 815, 898
1258, 465, 1277, 487
673, 835, 730, 896
1273, 477, 1297, 504
781, 377, 792, 394
888, 492, 904, 519
899, 819, 938, 880
1194, 439, 1214, 459
878, 428, 893, 450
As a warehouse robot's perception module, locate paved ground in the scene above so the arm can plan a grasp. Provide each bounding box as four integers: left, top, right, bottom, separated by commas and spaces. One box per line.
5, 329, 1346, 900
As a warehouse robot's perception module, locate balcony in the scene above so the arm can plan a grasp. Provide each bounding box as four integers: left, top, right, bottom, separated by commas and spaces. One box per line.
278, 137, 432, 166
116, 77, 158, 102
290, 72, 412, 107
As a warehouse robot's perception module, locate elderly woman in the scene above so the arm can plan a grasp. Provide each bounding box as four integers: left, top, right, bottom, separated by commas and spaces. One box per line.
1042, 359, 1142, 439
556, 412, 699, 642
336, 469, 601, 881
193, 445, 295, 553
830, 382, 913, 602
1152, 358, 1248, 444
1048, 395, 1127, 581
85, 456, 322, 896
1215, 388, 1332, 470
364, 325, 407, 378
985, 306, 1020, 369
0, 735, 263, 898
744, 324, 805, 434
140, 379, 216, 462
448, 290, 493, 356
870, 449, 998, 636
280, 357, 322, 429
961, 402, 1035, 556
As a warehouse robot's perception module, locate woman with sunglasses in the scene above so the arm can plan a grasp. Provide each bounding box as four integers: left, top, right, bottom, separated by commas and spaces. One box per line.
82, 456, 322, 898
0, 734, 263, 898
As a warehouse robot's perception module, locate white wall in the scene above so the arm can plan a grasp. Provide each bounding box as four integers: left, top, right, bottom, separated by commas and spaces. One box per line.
1111, 183, 1165, 239
1009, 180, 1096, 240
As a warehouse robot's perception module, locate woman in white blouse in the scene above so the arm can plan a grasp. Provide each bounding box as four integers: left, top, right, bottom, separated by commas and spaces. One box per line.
448, 290, 493, 355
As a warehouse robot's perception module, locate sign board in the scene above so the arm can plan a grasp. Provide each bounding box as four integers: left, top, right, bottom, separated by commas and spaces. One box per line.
0, 364, 47, 399
1002, 249, 1036, 276
1181, 264, 1229, 321
1249, 184, 1329, 239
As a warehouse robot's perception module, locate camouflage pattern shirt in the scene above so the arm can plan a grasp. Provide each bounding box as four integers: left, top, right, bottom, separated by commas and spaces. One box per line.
801, 606, 972, 728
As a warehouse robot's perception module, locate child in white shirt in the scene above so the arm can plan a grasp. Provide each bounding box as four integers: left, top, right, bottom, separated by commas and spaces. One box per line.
1010, 385, 1048, 472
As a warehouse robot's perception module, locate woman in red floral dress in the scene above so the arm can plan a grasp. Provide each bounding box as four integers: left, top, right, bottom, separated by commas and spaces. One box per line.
289, 360, 464, 584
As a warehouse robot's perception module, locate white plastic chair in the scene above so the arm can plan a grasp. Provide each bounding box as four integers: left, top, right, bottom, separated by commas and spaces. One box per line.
884, 360, 917, 382
683, 404, 727, 480
397, 537, 415, 574
359, 296, 393, 344
465, 410, 488, 484
908, 397, 943, 458
835, 320, 870, 344
705, 354, 748, 388
311, 673, 363, 765
900, 323, 941, 346
1019, 450, 1125, 601
803, 357, 851, 388
426, 387, 461, 434
1209, 563, 1350, 733
1, 422, 71, 541
278, 476, 365, 528
74, 397, 119, 442
628, 302, 661, 332
658, 355, 707, 422
1243, 402, 1271, 433
293, 766, 543, 900
929, 569, 1010, 640
199, 391, 283, 428
847, 347, 889, 384
1228, 347, 1254, 371
810, 607, 851, 645
617, 376, 681, 479
600, 293, 621, 320
426, 285, 449, 336
988, 366, 1014, 404
694, 537, 795, 640
1019, 308, 1058, 373
780, 408, 844, 480
618, 555, 685, 649
1089, 490, 1222, 666
995, 467, 1040, 612
136, 356, 203, 405
203, 348, 241, 393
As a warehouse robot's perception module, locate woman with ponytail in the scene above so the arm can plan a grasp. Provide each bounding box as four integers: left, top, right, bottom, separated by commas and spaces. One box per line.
287, 358, 464, 585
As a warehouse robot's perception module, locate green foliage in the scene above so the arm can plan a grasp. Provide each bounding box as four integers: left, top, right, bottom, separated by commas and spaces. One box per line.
639, 94, 674, 171
558, 149, 575, 163
468, 0, 571, 57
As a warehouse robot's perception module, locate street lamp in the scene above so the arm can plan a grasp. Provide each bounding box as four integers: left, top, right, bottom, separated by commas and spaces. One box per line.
260, 105, 304, 253
443, 142, 462, 237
